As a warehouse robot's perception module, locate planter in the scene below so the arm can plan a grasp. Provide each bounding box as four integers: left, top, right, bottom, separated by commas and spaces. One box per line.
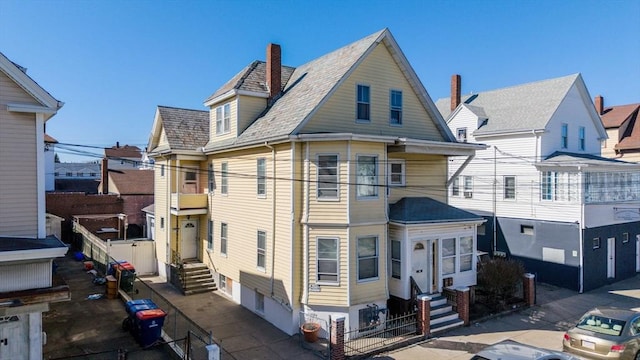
301, 322, 321, 343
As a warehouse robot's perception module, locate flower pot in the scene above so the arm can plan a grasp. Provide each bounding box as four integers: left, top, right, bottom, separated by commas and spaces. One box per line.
301, 322, 321, 343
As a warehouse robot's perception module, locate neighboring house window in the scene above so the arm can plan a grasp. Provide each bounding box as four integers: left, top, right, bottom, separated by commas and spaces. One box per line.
359, 306, 381, 331
463, 176, 473, 198
257, 230, 266, 270
207, 220, 214, 251
460, 236, 473, 272
66, 172, 72, 176
389, 90, 402, 125
541, 171, 579, 202
257, 158, 266, 196
220, 223, 228, 256
356, 84, 370, 121
452, 177, 460, 197
561, 123, 568, 149
160, 164, 165, 177
78, 172, 84, 177
255, 292, 264, 314
208, 163, 215, 193
219, 274, 226, 292
584, 171, 640, 203
90, 172, 96, 177
216, 103, 231, 134
160, 217, 165, 229
388, 160, 405, 186
54, 172, 59, 176
391, 240, 401, 279
579, 126, 585, 151
541, 171, 553, 200
521, 225, 534, 235
357, 236, 378, 281
357, 155, 378, 198
504, 176, 516, 200
317, 238, 338, 283
593, 237, 601, 249
623, 233, 629, 243
221, 162, 228, 195
317, 155, 338, 199
457, 128, 467, 142
442, 237, 456, 275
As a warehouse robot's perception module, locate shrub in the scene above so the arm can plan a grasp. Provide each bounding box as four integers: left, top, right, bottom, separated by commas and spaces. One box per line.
477, 257, 525, 311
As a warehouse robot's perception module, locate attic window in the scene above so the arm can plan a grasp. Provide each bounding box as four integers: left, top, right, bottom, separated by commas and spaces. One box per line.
457, 128, 467, 142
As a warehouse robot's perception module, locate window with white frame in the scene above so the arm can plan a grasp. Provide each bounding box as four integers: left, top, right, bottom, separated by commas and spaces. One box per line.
541, 171, 579, 202
504, 176, 516, 200
463, 176, 473, 198
216, 103, 231, 134
219, 274, 227, 292
208, 163, 215, 193
452, 177, 460, 197
257, 158, 266, 196
593, 237, 601, 249
220, 223, 228, 256
388, 160, 405, 186
579, 126, 585, 151
391, 240, 401, 279
358, 236, 378, 281
255, 292, 264, 313
317, 238, 338, 283
357, 84, 370, 121
221, 162, 228, 195
257, 230, 266, 270
390, 90, 402, 125
442, 237, 456, 275
357, 155, 378, 198
207, 220, 213, 251
459, 236, 473, 272
584, 171, 640, 203
317, 155, 338, 199
160, 164, 165, 177
561, 123, 568, 149
457, 128, 467, 142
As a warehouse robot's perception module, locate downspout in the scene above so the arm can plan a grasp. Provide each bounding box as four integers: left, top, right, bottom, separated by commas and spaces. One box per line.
290, 145, 296, 311
346, 141, 352, 307
493, 146, 497, 254
265, 142, 277, 297
383, 144, 389, 299
579, 166, 584, 293
302, 142, 311, 304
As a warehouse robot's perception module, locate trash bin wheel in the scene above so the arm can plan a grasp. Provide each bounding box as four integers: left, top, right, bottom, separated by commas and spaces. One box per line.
122, 317, 132, 331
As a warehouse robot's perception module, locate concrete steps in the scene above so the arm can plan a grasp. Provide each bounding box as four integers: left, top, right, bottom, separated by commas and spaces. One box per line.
181, 262, 217, 295
428, 294, 465, 334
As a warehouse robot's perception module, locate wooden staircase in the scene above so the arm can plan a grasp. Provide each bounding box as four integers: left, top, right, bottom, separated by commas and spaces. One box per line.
180, 261, 217, 295
428, 294, 465, 334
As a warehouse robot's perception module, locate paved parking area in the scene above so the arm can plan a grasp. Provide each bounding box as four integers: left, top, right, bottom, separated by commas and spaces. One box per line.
375, 276, 640, 359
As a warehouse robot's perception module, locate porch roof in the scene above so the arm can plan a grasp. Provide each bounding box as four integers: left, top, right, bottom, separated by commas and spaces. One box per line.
389, 197, 484, 224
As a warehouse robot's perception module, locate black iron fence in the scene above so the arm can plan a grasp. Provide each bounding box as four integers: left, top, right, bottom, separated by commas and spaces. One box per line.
344, 311, 420, 358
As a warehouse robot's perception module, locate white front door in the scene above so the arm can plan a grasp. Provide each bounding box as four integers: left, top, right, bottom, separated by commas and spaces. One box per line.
0, 314, 28, 360
411, 241, 428, 293
181, 219, 198, 260
607, 237, 616, 278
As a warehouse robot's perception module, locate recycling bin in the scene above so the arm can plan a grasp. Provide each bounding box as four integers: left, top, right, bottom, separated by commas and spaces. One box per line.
134, 308, 167, 347
125, 299, 156, 316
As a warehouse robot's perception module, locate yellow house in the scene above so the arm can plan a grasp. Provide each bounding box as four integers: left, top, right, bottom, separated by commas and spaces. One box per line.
147, 29, 485, 335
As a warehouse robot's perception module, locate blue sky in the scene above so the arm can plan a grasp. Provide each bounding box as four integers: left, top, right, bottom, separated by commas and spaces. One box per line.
1, 0, 639, 162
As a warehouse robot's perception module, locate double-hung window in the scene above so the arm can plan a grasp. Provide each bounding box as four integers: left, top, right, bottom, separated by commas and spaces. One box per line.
463, 176, 473, 198
390, 90, 402, 125
357, 155, 378, 198
541, 171, 553, 200
207, 220, 214, 251
356, 85, 370, 121
257, 230, 266, 270
457, 128, 467, 142
216, 103, 231, 134
317, 155, 338, 199
561, 123, 568, 149
220, 223, 228, 256
208, 163, 215, 193
579, 126, 585, 151
452, 177, 460, 196
257, 158, 266, 196
442, 237, 456, 275
504, 176, 516, 200
317, 238, 338, 283
391, 240, 401, 279
357, 236, 378, 281
388, 160, 405, 186
221, 162, 228, 195
459, 236, 473, 272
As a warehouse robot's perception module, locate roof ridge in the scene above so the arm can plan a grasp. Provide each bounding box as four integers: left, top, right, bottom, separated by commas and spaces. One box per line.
158, 105, 207, 113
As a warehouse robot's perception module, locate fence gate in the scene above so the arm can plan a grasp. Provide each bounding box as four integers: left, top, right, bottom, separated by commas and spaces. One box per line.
344, 311, 419, 358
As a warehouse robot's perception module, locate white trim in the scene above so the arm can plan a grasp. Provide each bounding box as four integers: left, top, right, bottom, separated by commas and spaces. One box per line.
36, 113, 46, 238
204, 89, 268, 107
356, 235, 380, 283
170, 208, 208, 216
316, 153, 340, 201
355, 153, 379, 200
7, 103, 57, 115
355, 83, 372, 123
315, 236, 340, 285
0, 247, 67, 263
388, 159, 405, 187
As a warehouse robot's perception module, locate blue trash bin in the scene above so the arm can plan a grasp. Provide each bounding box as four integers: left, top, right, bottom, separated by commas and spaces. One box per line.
134, 309, 167, 347
125, 299, 156, 316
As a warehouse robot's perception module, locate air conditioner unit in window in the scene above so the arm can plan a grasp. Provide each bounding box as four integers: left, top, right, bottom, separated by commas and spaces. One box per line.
464, 191, 473, 198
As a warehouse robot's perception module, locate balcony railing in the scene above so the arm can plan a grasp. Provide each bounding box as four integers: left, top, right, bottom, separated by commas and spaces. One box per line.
170, 193, 208, 210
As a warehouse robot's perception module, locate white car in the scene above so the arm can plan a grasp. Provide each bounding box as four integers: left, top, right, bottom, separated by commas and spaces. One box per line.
472, 340, 582, 360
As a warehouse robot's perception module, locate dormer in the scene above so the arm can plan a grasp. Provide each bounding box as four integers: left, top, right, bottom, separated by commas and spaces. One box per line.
203, 44, 295, 146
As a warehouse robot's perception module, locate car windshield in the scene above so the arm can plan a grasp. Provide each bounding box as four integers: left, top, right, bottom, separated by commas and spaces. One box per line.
576, 314, 626, 336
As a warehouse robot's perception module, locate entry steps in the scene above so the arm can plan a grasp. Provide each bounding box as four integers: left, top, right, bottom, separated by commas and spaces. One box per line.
428, 294, 465, 334
181, 261, 217, 295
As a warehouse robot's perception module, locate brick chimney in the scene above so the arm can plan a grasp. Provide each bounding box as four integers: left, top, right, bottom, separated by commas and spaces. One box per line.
594, 95, 604, 115
451, 74, 461, 112
101, 157, 109, 194
266, 43, 281, 102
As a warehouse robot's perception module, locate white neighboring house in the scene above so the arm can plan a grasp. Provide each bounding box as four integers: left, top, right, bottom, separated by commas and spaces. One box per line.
44, 134, 57, 191
104, 143, 143, 170
437, 74, 640, 292
0, 52, 70, 360
54, 162, 100, 179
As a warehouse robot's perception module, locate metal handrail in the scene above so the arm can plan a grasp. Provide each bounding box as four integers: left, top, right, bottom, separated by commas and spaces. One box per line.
409, 276, 423, 311
204, 248, 218, 273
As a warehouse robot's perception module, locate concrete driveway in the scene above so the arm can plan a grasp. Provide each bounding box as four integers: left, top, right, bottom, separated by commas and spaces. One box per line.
375, 276, 640, 359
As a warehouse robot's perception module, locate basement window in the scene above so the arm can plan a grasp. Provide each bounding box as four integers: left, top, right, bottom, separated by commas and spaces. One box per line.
623, 233, 629, 243
520, 225, 534, 236
593, 237, 601, 250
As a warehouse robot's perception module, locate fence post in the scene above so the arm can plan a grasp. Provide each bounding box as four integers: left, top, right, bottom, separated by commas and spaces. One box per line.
455, 287, 470, 326
416, 294, 431, 338
330, 317, 345, 360
523, 273, 536, 306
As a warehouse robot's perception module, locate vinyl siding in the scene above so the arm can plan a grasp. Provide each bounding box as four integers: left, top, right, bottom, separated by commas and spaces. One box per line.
307, 228, 348, 306
388, 154, 447, 205
208, 99, 238, 142
350, 224, 387, 304
349, 142, 386, 224
0, 260, 51, 292
307, 141, 349, 224
0, 70, 41, 105
153, 157, 169, 264
158, 127, 169, 148
291, 143, 304, 306
237, 95, 266, 134
300, 44, 443, 142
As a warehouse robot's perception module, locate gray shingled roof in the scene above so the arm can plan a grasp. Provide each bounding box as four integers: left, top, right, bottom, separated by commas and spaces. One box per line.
540, 151, 638, 166
435, 74, 580, 135
0, 235, 67, 252
389, 197, 484, 224
157, 106, 209, 151
205, 61, 296, 103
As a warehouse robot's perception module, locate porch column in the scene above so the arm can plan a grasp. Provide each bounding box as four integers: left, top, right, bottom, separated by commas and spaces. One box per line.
417, 294, 431, 338
523, 273, 536, 306
330, 317, 345, 360
455, 287, 470, 326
